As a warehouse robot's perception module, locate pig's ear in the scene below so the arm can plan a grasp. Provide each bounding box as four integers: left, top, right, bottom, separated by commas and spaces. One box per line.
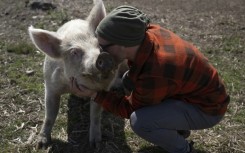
87, 0, 106, 32
28, 26, 61, 58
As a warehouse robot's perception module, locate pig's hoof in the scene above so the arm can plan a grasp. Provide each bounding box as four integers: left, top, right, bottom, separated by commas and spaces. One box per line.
89, 129, 102, 148
36, 133, 51, 149
90, 140, 101, 149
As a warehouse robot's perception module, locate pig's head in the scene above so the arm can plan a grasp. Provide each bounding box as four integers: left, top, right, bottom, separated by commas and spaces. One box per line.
28, 1, 119, 91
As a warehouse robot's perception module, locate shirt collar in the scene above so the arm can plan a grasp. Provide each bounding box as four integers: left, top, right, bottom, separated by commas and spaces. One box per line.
128, 30, 154, 82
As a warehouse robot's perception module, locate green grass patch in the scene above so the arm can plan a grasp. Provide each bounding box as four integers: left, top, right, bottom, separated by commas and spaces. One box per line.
6, 42, 36, 55
49, 10, 69, 23
221, 36, 244, 52
4, 50, 44, 94
233, 109, 245, 123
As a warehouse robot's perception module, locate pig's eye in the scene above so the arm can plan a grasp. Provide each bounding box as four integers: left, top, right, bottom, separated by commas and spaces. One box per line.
70, 48, 83, 57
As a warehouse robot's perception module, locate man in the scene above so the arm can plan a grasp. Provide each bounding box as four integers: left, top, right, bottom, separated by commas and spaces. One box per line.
70, 5, 230, 153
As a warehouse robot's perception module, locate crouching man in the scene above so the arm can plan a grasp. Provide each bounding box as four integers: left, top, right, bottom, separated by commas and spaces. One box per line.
70, 5, 230, 153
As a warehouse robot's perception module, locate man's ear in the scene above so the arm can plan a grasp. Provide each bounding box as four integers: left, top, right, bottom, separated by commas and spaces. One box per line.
28, 26, 62, 58
86, 0, 106, 33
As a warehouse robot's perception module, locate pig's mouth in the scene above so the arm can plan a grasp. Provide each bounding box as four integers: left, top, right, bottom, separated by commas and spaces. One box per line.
72, 77, 91, 91
76, 82, 91, 92
77, 83, 90, 92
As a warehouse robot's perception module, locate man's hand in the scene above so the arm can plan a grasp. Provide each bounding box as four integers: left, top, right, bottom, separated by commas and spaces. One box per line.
69, 77, 97, 99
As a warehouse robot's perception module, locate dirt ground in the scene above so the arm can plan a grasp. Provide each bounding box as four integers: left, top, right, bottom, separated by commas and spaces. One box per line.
1, 0, 245, 46
0, 0, 244, 153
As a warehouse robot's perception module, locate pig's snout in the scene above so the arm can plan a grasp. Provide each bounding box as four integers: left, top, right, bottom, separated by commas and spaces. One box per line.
96, 52, 115, 73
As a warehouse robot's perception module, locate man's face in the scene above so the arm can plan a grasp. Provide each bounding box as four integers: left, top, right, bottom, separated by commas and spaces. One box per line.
97, 36, 125, 64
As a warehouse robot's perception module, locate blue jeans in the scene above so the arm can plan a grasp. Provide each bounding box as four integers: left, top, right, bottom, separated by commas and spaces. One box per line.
130, 99, 223, 153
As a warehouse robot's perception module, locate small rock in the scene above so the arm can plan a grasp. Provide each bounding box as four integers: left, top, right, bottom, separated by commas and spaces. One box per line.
26, 70, 35, 76
240, 27, 245, 30
10, 79, 17, 85
29, 1, 56, 11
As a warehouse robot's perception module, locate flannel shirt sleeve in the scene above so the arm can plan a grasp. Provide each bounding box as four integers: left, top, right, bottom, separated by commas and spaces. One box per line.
94, 91, 135, 119
94, 77, 174, 119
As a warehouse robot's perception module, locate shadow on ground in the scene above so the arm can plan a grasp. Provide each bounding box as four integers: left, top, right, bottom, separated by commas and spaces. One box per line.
46, 95, 210, 153
138, 146, 208, 153
48, 94, 132, 153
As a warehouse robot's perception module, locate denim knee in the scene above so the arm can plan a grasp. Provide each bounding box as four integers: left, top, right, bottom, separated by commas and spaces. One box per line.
130, 111, 149, 136
130, 111, 141, 134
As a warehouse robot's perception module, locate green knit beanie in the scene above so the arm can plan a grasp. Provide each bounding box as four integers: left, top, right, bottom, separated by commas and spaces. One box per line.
96, 5, 150, 47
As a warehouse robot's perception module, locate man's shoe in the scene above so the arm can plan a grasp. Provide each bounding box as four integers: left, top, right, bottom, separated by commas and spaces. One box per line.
177, 130, 191, 139
188, 141, 197, 153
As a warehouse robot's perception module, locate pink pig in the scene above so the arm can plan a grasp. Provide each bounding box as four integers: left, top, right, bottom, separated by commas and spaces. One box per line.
29, 0, 125, 149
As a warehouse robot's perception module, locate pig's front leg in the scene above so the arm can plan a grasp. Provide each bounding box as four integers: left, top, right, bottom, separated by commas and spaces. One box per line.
37, 85, 61, 149
89, 101, 103, 148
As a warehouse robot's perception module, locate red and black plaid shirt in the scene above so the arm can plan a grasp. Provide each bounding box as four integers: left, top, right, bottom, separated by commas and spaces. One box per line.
95, 24, 230, 119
